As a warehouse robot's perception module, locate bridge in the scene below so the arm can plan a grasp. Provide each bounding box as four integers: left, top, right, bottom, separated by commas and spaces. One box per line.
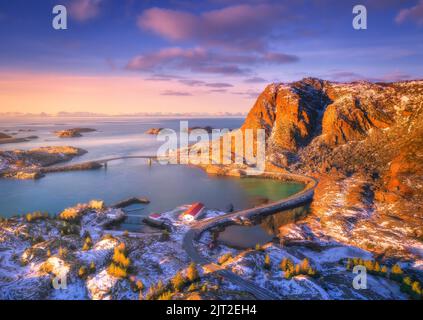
182, 172, 318, 300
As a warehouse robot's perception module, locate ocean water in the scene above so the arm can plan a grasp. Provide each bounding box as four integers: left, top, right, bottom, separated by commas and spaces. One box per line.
0, 117, 304, 232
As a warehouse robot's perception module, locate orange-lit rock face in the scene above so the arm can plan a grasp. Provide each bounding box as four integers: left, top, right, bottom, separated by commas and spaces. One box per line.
242, 78, 330, 151
241, 78, 423, 155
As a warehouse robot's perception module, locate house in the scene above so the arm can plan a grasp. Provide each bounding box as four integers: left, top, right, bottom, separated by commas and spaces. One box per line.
180, 202, 205, 222
148, 213, 162, 221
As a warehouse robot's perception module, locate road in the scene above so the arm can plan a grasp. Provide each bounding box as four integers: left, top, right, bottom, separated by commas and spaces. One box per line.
182, 172, 318, 300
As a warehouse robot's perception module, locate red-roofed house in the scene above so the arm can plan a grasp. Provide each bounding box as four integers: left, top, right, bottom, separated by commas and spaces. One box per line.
180, 202, 205, 222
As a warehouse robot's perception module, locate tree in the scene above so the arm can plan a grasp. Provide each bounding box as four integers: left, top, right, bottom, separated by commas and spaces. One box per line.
187, 263, 200, 282
373, 261, 381, 273
264, 254, 271, 270
171, 271, 186, 292
89, 261, 96, 273
300, 258, 310, 272
136, 280, 144, 292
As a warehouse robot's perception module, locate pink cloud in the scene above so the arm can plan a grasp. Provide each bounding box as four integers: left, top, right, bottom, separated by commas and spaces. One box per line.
396, 0, 423, 26
126, 47, 298, 75
69, 0, 103, 22
137, 4, 288, 51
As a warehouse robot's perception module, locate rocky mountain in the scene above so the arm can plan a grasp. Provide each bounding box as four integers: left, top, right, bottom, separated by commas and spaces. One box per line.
241, 78, 423, 261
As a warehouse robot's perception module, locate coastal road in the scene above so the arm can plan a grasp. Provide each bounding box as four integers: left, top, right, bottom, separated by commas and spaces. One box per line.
182, 172, 318, 300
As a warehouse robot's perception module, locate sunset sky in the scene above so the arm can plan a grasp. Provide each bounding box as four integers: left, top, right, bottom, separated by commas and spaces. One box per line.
0, 0, 422, 114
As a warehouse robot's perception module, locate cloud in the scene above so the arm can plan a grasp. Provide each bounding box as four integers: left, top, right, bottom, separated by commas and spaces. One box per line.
68, 0, 103, 22
126, 47, 298, 76
205, 82, 233, 88
178, 80, 233, 88
325, 70, 415, 83
244, 76, 267, 83
137, 4, 290, 51
232, 89, 262, 99
160, 90, 192, 96
396, 0, 423, 26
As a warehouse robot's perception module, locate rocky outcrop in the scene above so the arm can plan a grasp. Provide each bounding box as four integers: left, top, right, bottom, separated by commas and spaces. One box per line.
145, 128, 163, 135
241, 78, 418, 153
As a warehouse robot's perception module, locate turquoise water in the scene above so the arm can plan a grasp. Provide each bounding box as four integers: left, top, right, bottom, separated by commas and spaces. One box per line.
0, 117, 304, 232
217, 205, 310, 249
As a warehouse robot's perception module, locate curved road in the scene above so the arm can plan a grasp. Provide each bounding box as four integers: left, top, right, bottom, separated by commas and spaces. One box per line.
182, 172, 318, 300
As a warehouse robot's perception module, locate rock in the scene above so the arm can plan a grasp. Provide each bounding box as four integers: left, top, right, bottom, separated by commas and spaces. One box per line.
55, 128, 96, 138
145, 128, 163, 135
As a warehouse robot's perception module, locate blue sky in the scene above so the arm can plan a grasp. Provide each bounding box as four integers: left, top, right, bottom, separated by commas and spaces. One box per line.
0, 0, 422, 114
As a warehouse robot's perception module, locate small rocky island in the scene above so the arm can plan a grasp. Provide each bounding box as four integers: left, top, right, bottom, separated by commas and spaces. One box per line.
55, 128, 97, 138
0, 146, 92, 179
0, 132, 38, 145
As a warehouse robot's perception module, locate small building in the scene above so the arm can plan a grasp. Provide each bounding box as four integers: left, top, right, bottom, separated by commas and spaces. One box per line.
180, 202, 205, 222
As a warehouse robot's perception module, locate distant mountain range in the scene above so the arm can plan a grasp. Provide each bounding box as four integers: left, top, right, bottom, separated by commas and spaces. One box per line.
0, 111, 247, 118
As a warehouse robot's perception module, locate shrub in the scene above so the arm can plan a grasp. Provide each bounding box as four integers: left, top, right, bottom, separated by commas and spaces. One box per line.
218, 253, 233, 265
187, 263, 200, 282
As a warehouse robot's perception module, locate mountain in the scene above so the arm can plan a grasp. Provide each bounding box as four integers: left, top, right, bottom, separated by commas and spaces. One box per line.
241, 78, 423, 260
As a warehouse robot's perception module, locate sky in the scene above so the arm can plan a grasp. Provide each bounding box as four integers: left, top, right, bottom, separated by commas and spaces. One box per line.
0, 0, 422, 115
